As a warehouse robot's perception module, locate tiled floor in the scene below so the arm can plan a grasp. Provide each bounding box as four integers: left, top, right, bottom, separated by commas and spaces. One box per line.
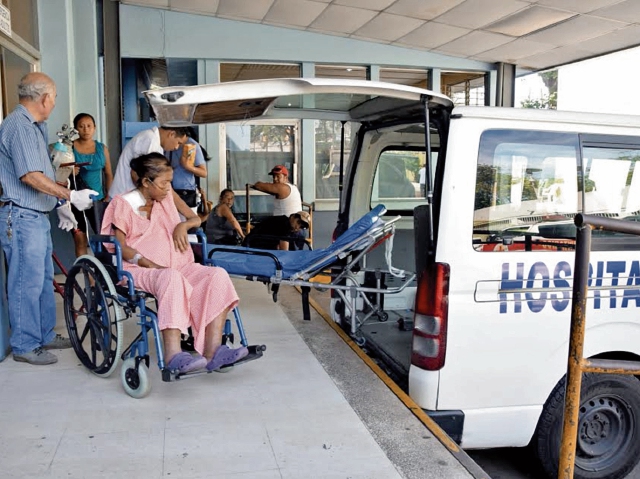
0, 280, 407, 479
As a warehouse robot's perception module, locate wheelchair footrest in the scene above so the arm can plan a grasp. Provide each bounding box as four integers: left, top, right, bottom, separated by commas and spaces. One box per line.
161, 344, 266, 382
218, 344, 266, 371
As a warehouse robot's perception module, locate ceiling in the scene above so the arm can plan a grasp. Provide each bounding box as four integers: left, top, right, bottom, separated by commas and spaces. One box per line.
118, 0, 640, 72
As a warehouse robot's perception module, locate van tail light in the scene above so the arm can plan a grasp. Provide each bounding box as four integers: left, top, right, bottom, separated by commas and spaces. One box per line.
411, 262, 450, 371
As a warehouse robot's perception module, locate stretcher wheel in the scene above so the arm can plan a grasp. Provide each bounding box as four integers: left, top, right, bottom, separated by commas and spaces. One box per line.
378, 312, 389, 322
64, 255, 124, 377
354, 335, 366, 347
121, 358, 152, 399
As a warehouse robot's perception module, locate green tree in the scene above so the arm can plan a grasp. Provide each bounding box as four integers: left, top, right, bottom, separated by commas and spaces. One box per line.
521, 70, 557, 110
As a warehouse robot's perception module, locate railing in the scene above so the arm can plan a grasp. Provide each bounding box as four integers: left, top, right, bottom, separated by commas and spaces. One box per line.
559, 214, 640, 478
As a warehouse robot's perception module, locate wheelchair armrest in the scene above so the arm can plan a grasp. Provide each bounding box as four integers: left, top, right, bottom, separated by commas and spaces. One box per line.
191, 228, 208, 265
90, 234, 118, 244
87, 235, 136, 297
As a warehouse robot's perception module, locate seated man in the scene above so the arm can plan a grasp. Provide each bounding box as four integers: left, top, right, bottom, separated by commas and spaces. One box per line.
242, 211, 310, 251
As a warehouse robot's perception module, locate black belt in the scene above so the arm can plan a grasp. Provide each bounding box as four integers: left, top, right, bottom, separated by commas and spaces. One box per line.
1, 201, 49, 214
174, 188, 196, 196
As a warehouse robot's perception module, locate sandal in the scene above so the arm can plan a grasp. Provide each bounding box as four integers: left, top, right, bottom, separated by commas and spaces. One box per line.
207, 345, 249, 371
166, 351, 207, 373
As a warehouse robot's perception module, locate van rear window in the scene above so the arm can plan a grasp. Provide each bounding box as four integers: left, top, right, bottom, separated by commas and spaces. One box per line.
473, 130, 579, 252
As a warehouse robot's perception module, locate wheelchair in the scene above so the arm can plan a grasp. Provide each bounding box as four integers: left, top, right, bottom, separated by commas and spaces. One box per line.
63, 232, 266, 399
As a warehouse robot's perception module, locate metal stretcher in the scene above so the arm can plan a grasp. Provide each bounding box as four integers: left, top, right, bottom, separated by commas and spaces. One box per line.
194, 205, 415, 345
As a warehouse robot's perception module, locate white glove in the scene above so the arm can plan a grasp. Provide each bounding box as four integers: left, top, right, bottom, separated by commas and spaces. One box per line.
70, 189, 98, 211
57, 202, 77, 232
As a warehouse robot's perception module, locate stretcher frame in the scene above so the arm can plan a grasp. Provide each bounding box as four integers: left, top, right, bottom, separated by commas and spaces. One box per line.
196, 206, 415, 343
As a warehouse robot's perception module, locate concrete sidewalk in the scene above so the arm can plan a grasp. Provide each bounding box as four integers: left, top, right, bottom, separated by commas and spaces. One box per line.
0, 280, 476, 479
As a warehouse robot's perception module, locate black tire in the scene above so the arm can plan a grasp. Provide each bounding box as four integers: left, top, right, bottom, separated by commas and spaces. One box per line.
533, 373, 640, 479
64, 256, 124, 377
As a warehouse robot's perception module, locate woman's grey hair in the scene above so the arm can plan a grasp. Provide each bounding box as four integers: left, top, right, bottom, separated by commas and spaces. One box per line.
18, 75, 53, 101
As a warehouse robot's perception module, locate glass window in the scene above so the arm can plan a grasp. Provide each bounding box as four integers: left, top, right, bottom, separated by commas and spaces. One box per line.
473, 130, 580, 252
226, 120, 298, 217
219, 63, 301, 216
220, 63, 300, 82
315, 65, 367, 80
313, 65, 366, 201
379, 68, 428, 88
370, 147, 434, 212
442, 71, 485, 106
315, 120, 355, 199
583, 146, 640, 249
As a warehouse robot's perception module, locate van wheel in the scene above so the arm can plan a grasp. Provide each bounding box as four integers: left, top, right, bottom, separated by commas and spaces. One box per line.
533, 373, 640, 479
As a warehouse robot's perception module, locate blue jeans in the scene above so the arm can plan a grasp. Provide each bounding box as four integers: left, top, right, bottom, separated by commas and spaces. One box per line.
0, 205, 56, 354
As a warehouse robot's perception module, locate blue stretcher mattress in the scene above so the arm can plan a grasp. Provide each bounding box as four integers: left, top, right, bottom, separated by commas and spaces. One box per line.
206, 205, 386, 279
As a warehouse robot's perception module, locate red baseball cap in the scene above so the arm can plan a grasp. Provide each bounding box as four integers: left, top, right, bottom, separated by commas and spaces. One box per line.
269, 165, 289, 176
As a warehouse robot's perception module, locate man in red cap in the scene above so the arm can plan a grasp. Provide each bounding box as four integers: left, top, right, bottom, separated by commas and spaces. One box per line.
250, 164, 302, 216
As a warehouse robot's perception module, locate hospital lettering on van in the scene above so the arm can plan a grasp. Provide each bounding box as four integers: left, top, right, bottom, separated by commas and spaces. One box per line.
499, 261, 640, 314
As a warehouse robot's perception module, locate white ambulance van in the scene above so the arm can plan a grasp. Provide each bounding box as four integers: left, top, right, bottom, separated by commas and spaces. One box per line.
146, 79, 640, 479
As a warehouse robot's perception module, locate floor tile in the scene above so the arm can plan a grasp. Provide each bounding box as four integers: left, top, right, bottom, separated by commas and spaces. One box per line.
49, 430, 165, 478
163, 422, 278, 477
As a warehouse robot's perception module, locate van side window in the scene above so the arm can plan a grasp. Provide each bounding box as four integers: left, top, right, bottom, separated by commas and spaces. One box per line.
473, 130, 579, 252
584, 146, 640, 250
371, 149, 432, 211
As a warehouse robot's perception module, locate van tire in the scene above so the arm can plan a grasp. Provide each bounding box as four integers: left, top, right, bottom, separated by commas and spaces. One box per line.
533, 373, 640, 479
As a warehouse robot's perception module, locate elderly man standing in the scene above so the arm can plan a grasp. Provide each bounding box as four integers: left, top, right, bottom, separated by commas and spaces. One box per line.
0, 72, 97, 366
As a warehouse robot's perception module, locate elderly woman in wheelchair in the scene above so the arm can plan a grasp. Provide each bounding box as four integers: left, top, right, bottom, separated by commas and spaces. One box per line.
63, 152, 264, 398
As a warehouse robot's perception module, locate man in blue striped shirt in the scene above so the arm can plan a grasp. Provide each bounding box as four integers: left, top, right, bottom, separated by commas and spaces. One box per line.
0, 72, 97, 365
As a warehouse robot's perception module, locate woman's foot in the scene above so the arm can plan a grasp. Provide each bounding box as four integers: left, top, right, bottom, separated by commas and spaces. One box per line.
206, 345, 249, 371
166, 351, 207, 373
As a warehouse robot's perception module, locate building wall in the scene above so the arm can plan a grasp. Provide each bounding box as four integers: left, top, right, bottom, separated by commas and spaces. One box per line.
120, 5, 493, 71
37, 0, 101, 143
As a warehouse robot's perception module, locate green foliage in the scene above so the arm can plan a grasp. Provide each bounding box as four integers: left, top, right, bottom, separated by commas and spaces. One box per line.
521, 91, 557, 109
250, 125, 293, 152
520, 69, 558, 110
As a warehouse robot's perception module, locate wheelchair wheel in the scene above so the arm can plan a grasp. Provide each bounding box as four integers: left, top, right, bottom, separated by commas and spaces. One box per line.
121, 358, 151, 399
64, 255, 124, 377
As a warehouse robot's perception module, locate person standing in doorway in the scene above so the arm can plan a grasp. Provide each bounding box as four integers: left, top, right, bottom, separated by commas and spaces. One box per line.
70, 112, 113, 257
0, 72, 97, 365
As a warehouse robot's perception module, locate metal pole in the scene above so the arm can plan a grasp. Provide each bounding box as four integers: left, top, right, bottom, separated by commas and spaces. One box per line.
421, 95, 434, 250
245, 183, 251, 235
558, 223, 592, 479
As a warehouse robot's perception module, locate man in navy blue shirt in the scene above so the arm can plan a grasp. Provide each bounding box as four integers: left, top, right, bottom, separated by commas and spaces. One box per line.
0, 72, 96, 365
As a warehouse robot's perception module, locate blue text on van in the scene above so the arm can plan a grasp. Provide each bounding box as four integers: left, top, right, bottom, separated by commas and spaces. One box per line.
500, 261, 640, 313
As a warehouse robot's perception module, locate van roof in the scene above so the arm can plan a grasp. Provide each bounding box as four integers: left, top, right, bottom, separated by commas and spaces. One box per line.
453, 106, 640, 129
144, 78, 454, 126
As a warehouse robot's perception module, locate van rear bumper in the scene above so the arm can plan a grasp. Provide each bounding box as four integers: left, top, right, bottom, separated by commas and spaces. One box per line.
426, 409, 465, 444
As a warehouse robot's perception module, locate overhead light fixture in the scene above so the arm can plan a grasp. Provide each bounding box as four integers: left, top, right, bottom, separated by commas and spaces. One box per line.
346, 68, 353, 72
486, 6, 575, 37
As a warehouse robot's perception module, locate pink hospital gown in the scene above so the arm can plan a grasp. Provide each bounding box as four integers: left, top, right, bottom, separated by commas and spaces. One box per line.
101, 190, 239, 354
